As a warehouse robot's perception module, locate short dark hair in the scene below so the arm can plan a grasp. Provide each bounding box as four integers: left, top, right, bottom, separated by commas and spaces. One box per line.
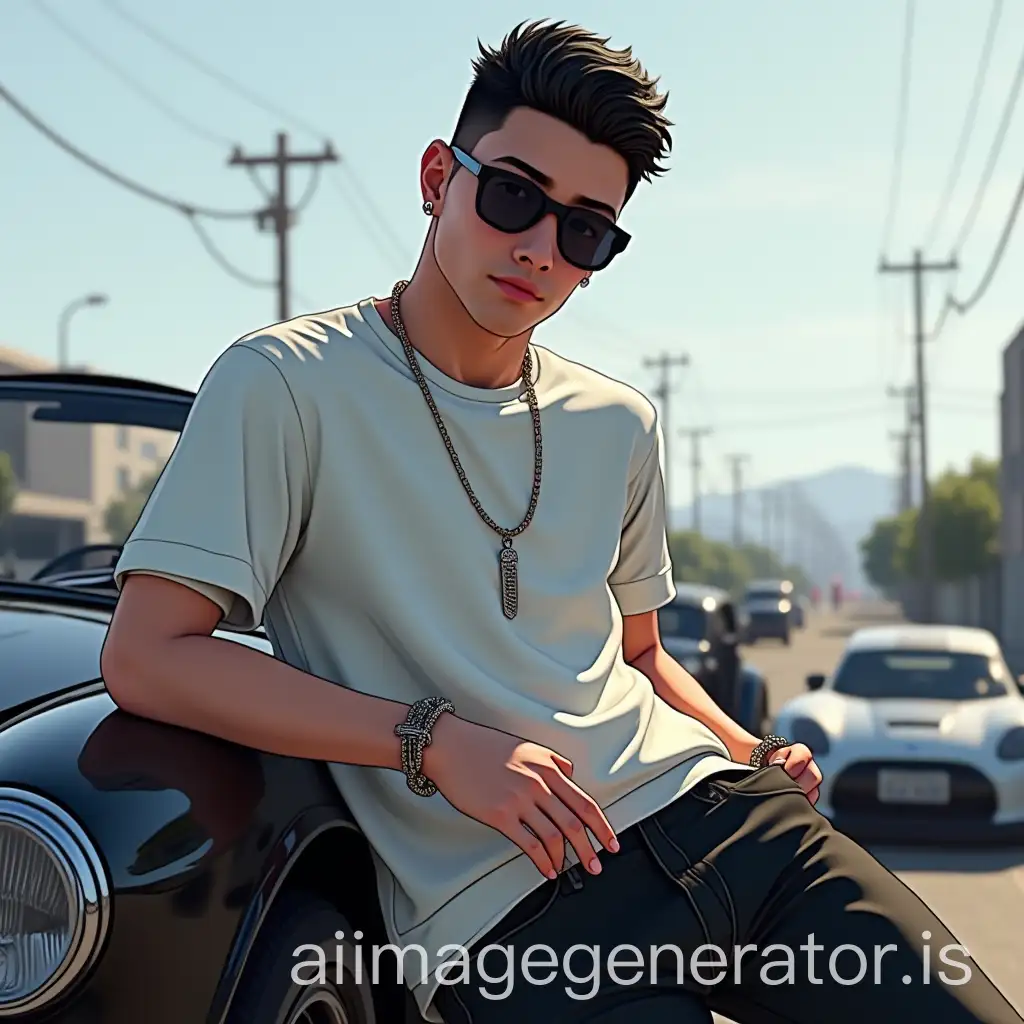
452, 20, 672, 201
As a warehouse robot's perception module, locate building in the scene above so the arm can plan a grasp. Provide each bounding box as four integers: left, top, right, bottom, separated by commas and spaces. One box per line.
0, 345, 176, 574
1000, 319, 1024, 668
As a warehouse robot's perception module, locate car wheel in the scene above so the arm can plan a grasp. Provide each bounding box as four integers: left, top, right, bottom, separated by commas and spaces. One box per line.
782, 632, 790, 646
227, 890, 376, 1024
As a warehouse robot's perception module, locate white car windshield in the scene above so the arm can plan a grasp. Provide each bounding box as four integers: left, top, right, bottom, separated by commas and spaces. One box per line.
831, 649, 1011, 700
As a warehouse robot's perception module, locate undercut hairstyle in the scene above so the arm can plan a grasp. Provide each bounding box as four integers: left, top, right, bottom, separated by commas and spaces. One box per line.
451, 20, 672, 201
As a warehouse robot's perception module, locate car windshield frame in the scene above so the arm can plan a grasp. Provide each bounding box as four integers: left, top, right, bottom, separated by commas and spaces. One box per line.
830, 647, 1014, 700
0, 374, 193, 603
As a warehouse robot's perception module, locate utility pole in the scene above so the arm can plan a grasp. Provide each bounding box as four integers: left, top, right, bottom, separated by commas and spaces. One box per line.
879, 249, 957, 622
726, 453, 750, 548
679, 427, 712, 533
887, 384, 915, 512
229, 133, 338, 321
644, 352, 690, 522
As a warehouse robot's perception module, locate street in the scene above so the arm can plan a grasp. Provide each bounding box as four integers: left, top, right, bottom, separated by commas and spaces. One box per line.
709, 603, 1024, 1021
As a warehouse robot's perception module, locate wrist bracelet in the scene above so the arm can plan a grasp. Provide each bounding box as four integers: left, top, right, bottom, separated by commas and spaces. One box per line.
395, 697, 455, 797
749, 734, 789, 769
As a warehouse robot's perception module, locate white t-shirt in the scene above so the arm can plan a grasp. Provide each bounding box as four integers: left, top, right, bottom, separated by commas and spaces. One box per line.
113, 298, 745, 1020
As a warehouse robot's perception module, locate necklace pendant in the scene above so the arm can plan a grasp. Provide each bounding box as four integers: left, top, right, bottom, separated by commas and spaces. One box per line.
499, 541, 518, 619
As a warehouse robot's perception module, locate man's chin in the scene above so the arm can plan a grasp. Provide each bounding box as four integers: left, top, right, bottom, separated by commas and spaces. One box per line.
466, 298, 550, 339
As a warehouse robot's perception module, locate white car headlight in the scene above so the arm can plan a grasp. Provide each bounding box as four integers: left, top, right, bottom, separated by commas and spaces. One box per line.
0, 789, 110, 1016
789, 716, 830, 756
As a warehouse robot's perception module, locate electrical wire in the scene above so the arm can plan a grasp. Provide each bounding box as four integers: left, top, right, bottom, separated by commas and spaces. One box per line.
0, 81, 255, 220
922, 0, 1003, 252
880, 0, 916, 257
184, 215, 274, 288
95, 0, 329, 143
948, 40, 1024, 255
948, 163, 1024, 314
32, 0, 237, 149
96, 0, 410, 268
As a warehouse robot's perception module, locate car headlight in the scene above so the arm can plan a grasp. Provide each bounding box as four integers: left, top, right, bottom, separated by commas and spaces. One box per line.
996, 726, 1024, 760
0, 788, 110, 1015
778, 600, 791, 613
789, 716, 830, 755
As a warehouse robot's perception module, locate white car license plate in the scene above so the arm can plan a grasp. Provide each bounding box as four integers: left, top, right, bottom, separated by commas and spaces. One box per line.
877, 769, 951, 804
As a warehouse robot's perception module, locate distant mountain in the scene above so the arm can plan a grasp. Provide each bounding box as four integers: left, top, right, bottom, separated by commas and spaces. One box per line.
670, 465, 897, 592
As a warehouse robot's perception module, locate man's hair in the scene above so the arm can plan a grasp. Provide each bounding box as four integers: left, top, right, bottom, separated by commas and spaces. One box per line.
451, 20, 672, 201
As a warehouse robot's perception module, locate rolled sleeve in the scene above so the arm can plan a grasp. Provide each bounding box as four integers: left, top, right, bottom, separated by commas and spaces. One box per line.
113, 343, 311, 631
608, 417, 676, 615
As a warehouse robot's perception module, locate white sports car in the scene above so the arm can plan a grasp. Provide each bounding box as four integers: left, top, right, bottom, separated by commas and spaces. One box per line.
772, 623, 1024, 844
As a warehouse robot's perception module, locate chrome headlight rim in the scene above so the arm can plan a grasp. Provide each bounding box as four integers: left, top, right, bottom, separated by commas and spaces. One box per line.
0, 787, 111, 1016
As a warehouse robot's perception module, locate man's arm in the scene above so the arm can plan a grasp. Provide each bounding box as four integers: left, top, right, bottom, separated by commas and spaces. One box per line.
621, 610, 760, 764
103, 574, 411, 767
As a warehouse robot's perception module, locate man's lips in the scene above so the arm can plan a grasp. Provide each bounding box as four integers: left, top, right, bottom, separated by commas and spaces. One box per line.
490, 276, 542, 301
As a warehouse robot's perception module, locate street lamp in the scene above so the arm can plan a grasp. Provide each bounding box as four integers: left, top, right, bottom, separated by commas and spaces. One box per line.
58, 293, 108, 369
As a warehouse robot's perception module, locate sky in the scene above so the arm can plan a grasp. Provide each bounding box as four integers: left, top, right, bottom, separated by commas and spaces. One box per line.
2, 0, 1023, 512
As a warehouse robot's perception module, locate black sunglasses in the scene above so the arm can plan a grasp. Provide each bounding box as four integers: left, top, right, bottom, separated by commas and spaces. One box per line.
449, 146, 630, 271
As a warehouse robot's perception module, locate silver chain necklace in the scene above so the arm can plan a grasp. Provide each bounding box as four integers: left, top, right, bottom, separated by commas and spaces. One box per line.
389, 279, 542, 619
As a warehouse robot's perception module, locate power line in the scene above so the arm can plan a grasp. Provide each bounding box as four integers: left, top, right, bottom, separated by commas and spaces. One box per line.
922, 0, 1003, 252
880, 0, 917, 256
0, 80, 255, 220
949, 39, 1024, 255
949, 162, 1024, 315
96, 0, 409, 269
32, 0, 236, 149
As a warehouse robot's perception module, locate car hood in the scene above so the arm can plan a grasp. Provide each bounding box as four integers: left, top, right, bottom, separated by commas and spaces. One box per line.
0, 600, 272, 715
777, 690, 1024, 744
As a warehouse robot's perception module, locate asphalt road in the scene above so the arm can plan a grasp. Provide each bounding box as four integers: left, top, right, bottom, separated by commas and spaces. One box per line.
708, 603, 1024, 1022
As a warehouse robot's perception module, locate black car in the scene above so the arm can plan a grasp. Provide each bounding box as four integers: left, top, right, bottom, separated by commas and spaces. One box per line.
740, 578, 795, 645
656, 582, 770, 735
0, 373, 421, 1023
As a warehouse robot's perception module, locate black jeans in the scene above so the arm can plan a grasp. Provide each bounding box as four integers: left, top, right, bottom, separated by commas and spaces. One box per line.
432, 764, 1023, 1023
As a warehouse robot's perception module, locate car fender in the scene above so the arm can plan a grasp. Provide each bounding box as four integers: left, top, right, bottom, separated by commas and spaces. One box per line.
0, 685, 368, 1024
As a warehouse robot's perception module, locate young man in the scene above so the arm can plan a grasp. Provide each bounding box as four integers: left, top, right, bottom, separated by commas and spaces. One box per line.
102, 20, 1020, 1024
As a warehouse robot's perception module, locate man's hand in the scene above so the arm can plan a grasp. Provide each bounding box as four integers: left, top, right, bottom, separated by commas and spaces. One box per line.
769, 742, 822, 804
422, 714, 618, 879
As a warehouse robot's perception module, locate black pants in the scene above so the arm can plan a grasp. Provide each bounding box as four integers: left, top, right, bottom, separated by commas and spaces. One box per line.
432, 764, 1023, 1023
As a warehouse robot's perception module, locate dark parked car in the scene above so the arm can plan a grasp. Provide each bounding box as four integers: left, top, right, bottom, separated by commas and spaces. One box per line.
741, 577, 794, 645
657, 582, 770, 735
0, 373, 421, 1023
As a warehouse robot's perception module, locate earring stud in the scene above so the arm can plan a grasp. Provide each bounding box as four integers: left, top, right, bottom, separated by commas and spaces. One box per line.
579, 277, 590, 288
422, 200, 433, 215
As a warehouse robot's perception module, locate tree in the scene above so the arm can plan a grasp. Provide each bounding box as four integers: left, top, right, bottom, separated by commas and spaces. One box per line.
668, 530, 813, 596
859, 511, 913, 594
104, 471, 160, 544
859, 455, 1000, 588
0, 451, 15, 526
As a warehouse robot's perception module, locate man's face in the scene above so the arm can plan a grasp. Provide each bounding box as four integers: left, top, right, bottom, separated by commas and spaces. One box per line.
423, 106, 630, 338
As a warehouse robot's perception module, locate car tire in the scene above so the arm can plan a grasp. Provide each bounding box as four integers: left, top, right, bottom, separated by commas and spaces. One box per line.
782, 632, 790, 646
226, 889, 377, 1024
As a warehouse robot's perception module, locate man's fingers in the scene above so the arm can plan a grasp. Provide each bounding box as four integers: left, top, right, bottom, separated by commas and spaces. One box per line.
548, 772, 618, 856
521, 808, 567, 874
536, 796, 599, 872
503, 821, 558, 879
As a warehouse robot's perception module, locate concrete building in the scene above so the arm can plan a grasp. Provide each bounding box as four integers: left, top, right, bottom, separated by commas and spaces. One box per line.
0, 345, 176, 574
1000, 319, 1024, 668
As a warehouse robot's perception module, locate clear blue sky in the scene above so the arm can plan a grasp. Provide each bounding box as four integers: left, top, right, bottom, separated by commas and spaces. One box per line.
2, 0, 1022, 509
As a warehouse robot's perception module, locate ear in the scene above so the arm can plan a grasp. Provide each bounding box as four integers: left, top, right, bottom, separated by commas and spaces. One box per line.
420, 140, 455, 214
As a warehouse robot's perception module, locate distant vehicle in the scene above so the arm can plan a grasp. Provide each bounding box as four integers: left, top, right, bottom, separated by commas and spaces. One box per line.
740, 578, 793, 645
658, 583, 769, 734
772, 624, 1024, 845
